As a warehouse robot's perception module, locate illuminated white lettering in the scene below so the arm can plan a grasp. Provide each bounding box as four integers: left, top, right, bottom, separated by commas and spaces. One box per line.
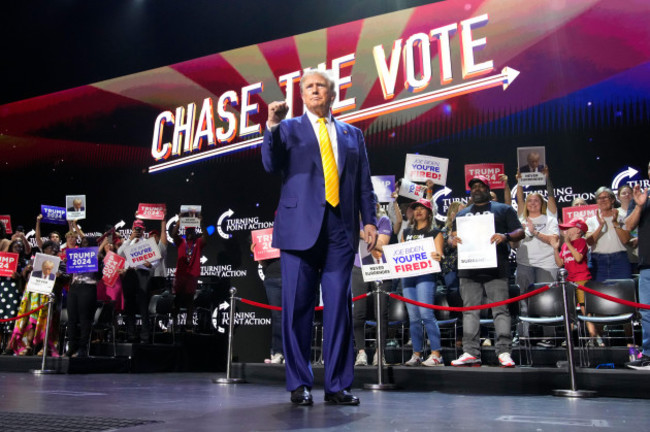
239, 82, 263, 137
460, 14, 493, 79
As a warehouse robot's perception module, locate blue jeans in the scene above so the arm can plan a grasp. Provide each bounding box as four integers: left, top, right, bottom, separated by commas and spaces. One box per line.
443, 271, 459, 296
590, 251, 631, 282
402, 275, 441, 352
639, 268, 650, 355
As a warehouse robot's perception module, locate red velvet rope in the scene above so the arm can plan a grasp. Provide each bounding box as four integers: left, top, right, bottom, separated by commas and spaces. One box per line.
0, 304, 49, 323
576, 283, 650, 310
390, 285, 550, 312
238, 292, 370, 312
239, 298, 282, 311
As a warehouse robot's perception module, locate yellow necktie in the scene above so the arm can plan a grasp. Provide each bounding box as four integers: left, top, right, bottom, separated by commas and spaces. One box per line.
317, 118, 339, 207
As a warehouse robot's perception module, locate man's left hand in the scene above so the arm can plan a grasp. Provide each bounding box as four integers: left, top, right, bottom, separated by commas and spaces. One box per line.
363, 224, 378, 252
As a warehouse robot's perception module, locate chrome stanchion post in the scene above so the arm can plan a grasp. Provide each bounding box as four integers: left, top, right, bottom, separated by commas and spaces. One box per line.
364, 281, 396, 390
31, 294, 60, 375
213, 287, 246, 384
553, 269, 596, 397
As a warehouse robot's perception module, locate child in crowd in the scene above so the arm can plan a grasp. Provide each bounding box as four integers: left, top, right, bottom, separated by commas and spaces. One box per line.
551, 218, 602, 345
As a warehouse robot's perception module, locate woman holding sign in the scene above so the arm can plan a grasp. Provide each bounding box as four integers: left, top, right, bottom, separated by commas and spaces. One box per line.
400, 199, 445, 367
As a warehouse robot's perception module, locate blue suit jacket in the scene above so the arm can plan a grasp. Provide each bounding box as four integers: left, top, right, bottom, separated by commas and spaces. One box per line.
262, 113, 376, 252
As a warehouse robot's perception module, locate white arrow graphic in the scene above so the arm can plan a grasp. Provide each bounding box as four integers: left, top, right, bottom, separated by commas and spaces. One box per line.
114, 220, 125, 229
433, 187, 452, 222
200, 255, 208, 264
339, 67, 520, 124
219, 301, 229, 310
217, 209, 234, 239
25, 229, 36, 238
611, 167, 639, 190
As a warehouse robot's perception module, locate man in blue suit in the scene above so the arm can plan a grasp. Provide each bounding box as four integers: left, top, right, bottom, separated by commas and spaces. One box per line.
262, 70, 377, 406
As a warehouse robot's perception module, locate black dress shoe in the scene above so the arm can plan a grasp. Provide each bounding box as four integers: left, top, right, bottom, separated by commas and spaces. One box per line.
324, 389, 360, 406
290, 386, 313, 406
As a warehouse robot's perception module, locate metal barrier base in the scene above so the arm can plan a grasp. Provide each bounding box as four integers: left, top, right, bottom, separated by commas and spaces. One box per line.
364, 383, 397, 390
30, 369, 62, 375
553, 389, 597, 398
212, 377, 246, 384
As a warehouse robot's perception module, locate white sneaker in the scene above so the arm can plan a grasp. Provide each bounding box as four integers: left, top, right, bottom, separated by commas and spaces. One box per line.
270, 353, 284, 364
355, 351, 368, 366
371, 353, 386, 366
498, 352, 515, 368
451, 352, 481, 367
422, 354, 444, 367
404, 354, 422, 366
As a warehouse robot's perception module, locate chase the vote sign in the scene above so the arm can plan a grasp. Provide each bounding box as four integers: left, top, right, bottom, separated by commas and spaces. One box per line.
405, 154, 448, 186
366, 237, 441, 281
124, 238, 162, 267
66, 247, 99, 273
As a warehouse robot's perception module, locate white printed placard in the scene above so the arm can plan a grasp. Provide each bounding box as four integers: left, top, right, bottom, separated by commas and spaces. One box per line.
180, 205, 201, 228
359, 239, 391, 282
398, 178, 429, 200
456, 213, 497, 270
123, 238, 162, 268
404, 154, 449, 185
26, 253, 61, 294
371, 175, 395, 203
364, 237, 441, 281
66, 195, 87, 220
517, 146, 546, 186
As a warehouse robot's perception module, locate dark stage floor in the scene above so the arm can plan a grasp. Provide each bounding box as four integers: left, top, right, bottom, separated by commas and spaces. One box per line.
1, 371, 650, 432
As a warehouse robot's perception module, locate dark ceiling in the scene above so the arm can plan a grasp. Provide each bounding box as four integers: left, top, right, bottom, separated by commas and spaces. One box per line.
1, 0, 437, 105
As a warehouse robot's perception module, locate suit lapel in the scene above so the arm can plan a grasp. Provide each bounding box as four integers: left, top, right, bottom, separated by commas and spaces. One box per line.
298, 114, 323, 175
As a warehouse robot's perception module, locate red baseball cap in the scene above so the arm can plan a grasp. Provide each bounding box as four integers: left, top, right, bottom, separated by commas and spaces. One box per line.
469, 175, 490, 189
559, 218, 588, 233
132, 220, 146, 230
409, 198, 433, 212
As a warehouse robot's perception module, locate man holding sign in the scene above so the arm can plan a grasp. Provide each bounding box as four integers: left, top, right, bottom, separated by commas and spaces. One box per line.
171, 214, 208, 332
449, 176, 524, 368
